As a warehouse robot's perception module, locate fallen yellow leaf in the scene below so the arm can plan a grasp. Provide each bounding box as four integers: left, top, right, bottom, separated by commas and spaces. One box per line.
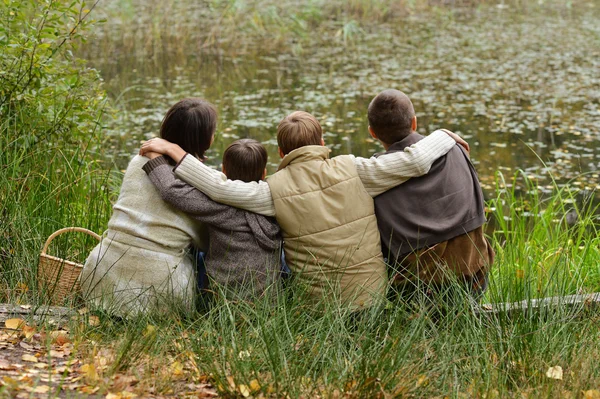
546, 365, 563, 380
239, 384, 250, 397
22, 354, 38, 363
227, 375, 236, 389
16, 282, 29, 292
416, 374, 429, 387
144, 324, 156, 337
22, 325, 36, 339
88, 315, 100, 326
80, 386, 100, 394
106, 392, 137, 399
33, 385, 50, 394
583, 390, 600, 399
170, 361, 185, 379
2, 376, 17, 387
80, 363, 98, 382
249, 379, 261, 392
5, 318, 25, 330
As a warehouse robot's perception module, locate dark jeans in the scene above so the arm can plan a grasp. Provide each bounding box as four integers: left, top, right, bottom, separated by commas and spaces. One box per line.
196, 251, 209, 290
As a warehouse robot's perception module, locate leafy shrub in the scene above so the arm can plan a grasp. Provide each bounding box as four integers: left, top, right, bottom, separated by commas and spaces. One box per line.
0, 0, 114, 304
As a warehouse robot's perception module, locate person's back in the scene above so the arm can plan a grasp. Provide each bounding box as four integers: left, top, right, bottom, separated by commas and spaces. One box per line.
143, 139, 282, 299
268, 147, 387, 308
138, 110, 463, 308
267, 112, 387, 309
107, 156, 207, 253
367, 90, 494, 294
81, 155, 208, 315
81, 98, 216, 316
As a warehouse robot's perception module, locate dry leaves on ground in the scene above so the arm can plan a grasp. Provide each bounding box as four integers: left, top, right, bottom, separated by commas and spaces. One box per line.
0, 311, 219, 398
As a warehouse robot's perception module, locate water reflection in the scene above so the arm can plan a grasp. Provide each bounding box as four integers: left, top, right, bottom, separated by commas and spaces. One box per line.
82, 2, 600, 199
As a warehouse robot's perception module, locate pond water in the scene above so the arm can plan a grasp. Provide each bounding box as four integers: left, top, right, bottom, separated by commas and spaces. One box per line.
81, 1, 600, 199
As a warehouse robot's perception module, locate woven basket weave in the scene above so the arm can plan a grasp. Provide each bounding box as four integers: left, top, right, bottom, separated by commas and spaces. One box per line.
38, 227, 101, 305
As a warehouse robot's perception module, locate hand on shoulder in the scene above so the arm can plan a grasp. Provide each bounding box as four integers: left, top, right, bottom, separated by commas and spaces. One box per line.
139, 138, 187, 162
439, 129, 469, 154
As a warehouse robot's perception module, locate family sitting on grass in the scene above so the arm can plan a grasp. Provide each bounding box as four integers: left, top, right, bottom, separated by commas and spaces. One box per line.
80, 89, 494, 317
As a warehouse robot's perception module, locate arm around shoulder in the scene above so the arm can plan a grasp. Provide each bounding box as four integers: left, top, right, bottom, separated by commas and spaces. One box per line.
143, 156, 228, 219
174, 154, 276, 217
355, 129, 457, 197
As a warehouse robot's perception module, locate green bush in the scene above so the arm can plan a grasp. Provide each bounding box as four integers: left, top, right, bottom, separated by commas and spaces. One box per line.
0, 0, 114, 304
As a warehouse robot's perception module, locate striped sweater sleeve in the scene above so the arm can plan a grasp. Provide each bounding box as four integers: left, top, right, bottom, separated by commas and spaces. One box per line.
353, 130, 457, 197
173, 154, 276, 217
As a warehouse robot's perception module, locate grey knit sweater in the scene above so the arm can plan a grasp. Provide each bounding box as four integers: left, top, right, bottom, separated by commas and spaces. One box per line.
143, 156, 282, 299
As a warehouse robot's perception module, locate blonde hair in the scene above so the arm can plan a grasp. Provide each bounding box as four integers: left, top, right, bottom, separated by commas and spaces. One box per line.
277, 111, 322, 155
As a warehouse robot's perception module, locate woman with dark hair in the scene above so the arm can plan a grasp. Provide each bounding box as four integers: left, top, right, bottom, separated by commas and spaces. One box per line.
80, 98, 216, 317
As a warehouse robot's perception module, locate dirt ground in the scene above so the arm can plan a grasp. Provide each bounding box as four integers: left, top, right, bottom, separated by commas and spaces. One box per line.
0, 305, 218, 398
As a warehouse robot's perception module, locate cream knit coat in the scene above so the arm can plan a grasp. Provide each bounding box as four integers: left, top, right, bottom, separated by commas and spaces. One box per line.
80, 156, 208, 316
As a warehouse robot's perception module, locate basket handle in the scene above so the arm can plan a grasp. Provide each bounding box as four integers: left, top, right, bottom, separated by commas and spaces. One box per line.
41, 227, 101, 255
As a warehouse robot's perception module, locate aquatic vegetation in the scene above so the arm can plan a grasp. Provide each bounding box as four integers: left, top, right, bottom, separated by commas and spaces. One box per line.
81, 0, 600, 202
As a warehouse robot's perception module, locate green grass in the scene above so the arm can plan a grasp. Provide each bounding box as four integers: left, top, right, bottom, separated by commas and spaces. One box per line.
0, 116, 116, 305
3, 0, 600, 397
4, 137, 600, 396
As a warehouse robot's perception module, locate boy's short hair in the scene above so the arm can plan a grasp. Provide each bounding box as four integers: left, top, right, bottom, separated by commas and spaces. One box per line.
277, 111, 322, 155
367, 90, 415, 145
160, 98, 217, 159
223, 139, 268, 183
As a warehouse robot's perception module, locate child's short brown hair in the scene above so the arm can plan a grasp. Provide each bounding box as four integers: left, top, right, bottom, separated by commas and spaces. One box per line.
222, 139, 268, 183
277, 111, 322, 155
367, 90, 415, 145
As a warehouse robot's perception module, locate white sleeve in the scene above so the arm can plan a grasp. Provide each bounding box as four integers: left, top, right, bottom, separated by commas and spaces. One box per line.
354, 130, 457, 197
174, 154, 276, 217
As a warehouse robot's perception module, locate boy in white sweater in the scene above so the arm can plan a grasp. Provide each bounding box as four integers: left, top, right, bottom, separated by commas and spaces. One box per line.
140, 112, 466, 308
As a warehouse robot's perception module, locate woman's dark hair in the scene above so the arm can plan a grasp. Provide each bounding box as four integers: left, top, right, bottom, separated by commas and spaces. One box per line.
160, 98, 217, 159
222, 139, 268, 183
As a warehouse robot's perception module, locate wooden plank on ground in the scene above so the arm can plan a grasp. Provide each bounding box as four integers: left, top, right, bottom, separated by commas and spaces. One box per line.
0, 304, 74, 326
478, 292, 600, 316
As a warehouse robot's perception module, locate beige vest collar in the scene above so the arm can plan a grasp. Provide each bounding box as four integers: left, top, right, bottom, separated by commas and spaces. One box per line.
278, 145, 330, 171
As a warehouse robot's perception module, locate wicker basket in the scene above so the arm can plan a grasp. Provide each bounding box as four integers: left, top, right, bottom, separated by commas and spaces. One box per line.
38, 227, 101, 305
